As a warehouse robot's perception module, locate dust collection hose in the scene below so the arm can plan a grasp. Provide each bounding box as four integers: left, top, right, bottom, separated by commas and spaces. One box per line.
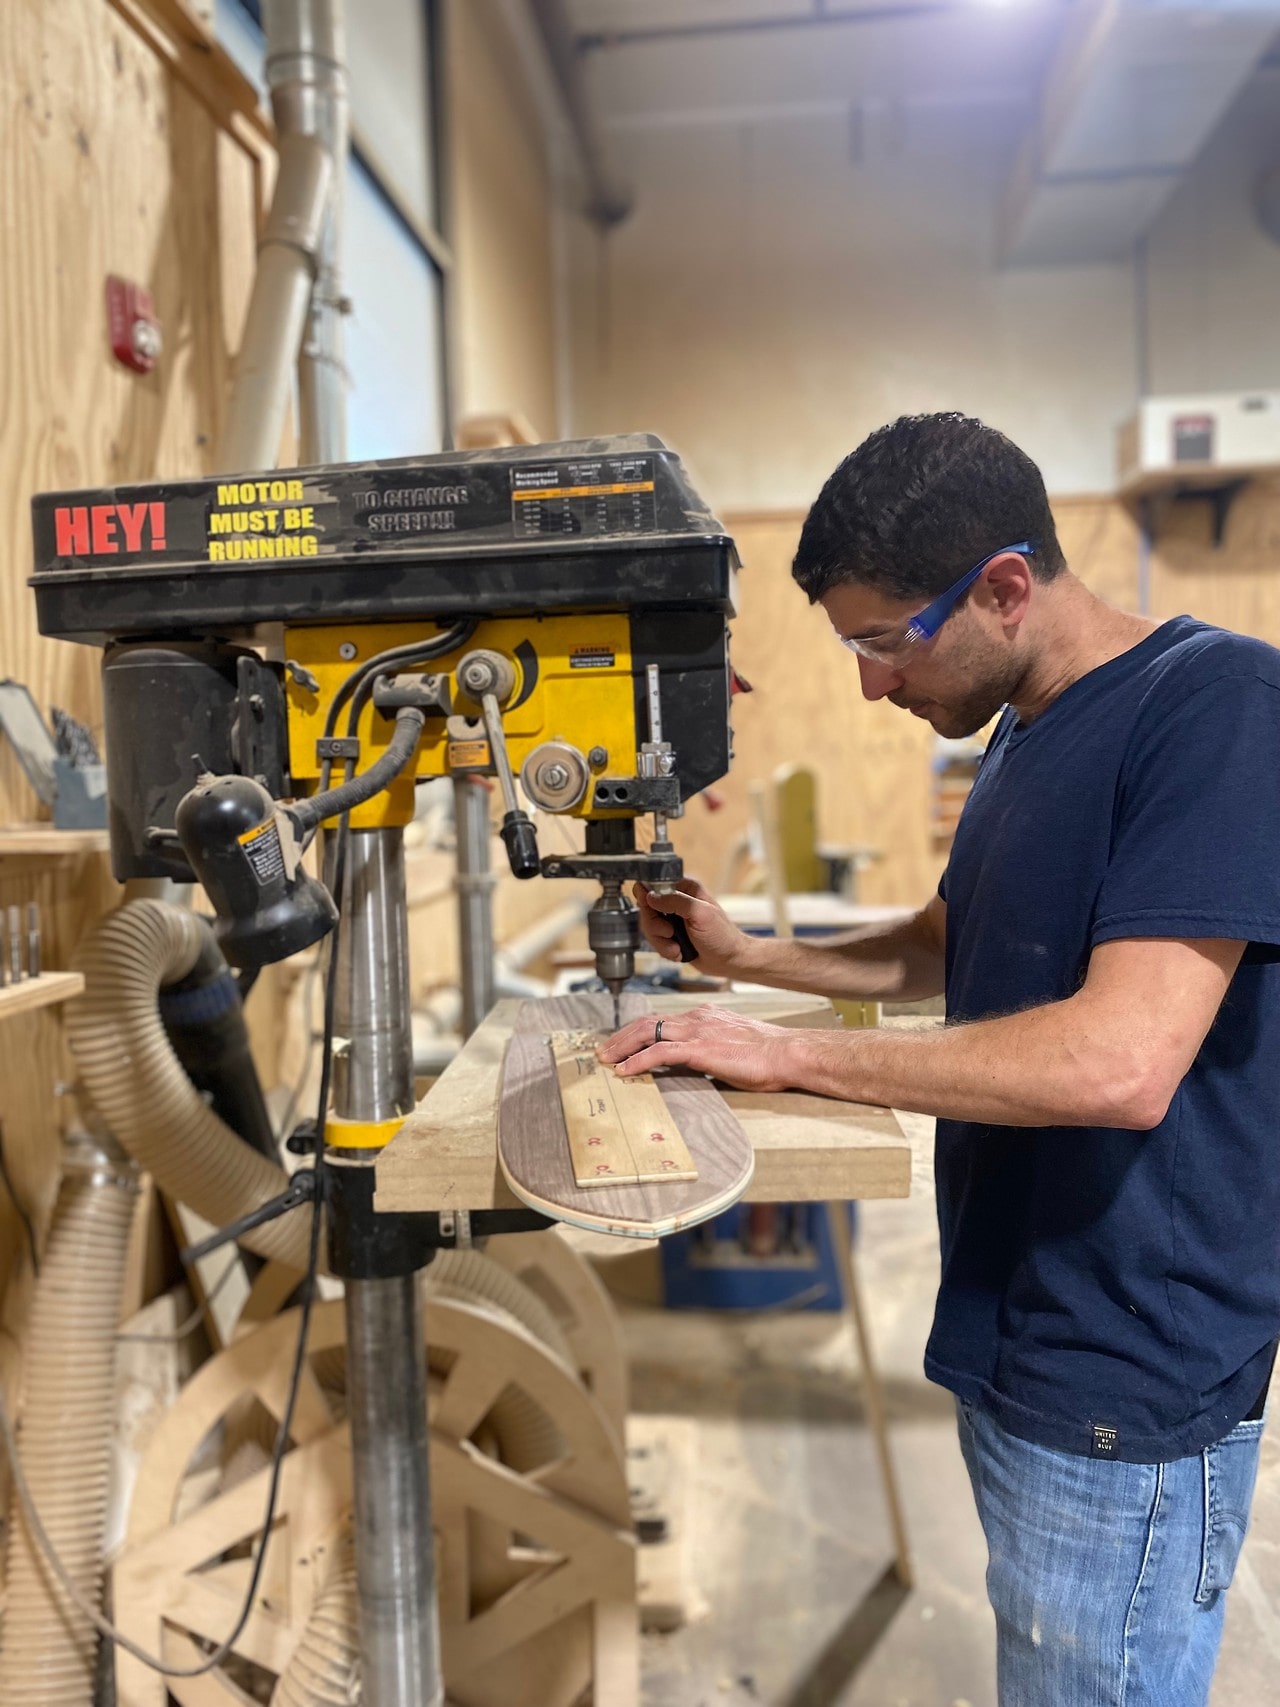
0, 1139, 139, 1707
271, 1532, 359, 1707
66, 900, 316, 1273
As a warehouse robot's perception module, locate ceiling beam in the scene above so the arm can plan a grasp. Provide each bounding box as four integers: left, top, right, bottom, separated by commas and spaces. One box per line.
576, 2, 1055, 54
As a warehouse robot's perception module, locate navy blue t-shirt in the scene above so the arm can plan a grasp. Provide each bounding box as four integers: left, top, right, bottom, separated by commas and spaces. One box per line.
928, 615, 1280, 1463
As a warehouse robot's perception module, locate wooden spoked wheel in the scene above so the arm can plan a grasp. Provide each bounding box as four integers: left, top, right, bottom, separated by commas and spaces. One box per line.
112, 1291, 637, 1707
479, 1230, 628, 1446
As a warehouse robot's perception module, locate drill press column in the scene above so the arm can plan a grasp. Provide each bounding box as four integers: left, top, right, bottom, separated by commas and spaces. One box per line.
332, 827, 441, 1707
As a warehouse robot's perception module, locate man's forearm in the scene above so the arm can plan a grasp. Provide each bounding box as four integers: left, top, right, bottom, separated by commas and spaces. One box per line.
739, 913, 945, 1003
787, 996, 1160, 1129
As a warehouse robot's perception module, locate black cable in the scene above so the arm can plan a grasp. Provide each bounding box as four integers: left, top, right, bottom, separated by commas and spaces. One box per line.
314, 616, 477, 807
320, 617, 478, 744
0, 1120, 38, 1278
293, 707, 425, 834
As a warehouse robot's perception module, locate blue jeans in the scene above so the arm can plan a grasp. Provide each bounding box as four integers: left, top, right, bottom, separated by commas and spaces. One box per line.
956, 1398, 1264, 1706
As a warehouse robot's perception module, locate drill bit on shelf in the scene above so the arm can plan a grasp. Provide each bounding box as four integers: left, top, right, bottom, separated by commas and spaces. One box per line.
26, 903, 40, 980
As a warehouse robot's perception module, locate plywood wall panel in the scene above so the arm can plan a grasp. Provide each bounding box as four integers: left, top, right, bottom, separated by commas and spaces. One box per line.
675, 514, 940, 910
1147, 475, 1280, 642
0, 0, 265, 1375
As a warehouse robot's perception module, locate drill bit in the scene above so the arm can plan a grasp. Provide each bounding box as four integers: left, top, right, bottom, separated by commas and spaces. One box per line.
26, 904, 40, 980
612, 991, 621, 1032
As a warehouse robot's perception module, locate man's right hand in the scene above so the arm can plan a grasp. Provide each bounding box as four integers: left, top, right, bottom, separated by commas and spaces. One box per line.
633, 878, 760, 981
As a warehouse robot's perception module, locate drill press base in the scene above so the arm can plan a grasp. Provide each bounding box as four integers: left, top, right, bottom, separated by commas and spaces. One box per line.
497, 994, 754, 1240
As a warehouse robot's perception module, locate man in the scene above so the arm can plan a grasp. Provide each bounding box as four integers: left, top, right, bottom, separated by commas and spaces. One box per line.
600, 413, 1280, 1705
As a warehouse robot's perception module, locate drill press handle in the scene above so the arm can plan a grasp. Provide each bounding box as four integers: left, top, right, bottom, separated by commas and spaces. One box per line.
667, 913, 698, 962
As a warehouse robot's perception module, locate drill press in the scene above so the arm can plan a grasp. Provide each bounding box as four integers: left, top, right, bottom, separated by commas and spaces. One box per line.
31, 432, 737, 1703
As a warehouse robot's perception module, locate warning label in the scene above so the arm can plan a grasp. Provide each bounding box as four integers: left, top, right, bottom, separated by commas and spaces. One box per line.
238, 819, 285, 886
570, 646, 616, 670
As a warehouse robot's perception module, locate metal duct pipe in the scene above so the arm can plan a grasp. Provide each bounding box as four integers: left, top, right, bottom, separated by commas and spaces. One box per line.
264, 0, 349, 464
418, 895, 591, 1036
527, 0, 633, 228
499, 894, 593, 973
0, 1137, 139, 1707
216, 133, 331, 473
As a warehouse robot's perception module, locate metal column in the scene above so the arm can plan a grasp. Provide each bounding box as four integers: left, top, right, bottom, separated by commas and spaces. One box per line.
453, 776, 496, 1039
333, 828, 442, 1707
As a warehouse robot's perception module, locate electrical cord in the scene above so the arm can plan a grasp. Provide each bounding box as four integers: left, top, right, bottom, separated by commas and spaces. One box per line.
114, 1251, 242, 1345
316, 617, 478, 794
0, 849, 345, 1680
321, 617, 477, 739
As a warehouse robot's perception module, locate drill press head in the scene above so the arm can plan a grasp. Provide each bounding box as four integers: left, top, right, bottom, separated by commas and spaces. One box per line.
30, 436, 737, 1032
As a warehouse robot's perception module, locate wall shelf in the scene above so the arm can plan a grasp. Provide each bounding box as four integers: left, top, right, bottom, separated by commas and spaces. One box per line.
0, 971, 85, 1020
0, 825, 109, 856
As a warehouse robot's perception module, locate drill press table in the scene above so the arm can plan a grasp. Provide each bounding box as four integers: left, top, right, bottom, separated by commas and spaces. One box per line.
374, 991, 912, 1218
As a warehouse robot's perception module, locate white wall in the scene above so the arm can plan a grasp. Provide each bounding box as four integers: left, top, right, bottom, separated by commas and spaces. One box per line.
563, 59, 1280, 510
1145, 67, 1280, 398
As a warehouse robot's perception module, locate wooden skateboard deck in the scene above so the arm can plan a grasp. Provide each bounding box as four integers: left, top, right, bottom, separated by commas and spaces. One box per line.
497, 993, 755, 1239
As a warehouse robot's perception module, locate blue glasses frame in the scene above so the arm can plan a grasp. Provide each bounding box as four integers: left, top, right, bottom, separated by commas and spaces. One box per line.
841, 541, 1035, 664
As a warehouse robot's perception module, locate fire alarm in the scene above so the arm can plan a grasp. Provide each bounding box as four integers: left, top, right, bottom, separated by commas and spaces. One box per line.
105, 275, 162, 374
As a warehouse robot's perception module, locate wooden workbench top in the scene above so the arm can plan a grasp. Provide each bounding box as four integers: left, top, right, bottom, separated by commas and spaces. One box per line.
374, 991, 912, 1217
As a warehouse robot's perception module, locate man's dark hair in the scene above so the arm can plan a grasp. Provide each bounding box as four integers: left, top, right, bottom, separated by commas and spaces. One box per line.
792, 413, 1066, 605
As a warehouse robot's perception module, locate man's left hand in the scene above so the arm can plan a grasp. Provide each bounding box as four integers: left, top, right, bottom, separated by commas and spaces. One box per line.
597, 1004, 806, 1091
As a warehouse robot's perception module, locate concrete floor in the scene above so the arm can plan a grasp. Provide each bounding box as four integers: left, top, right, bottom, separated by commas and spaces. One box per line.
611, 1110, 1280, 1707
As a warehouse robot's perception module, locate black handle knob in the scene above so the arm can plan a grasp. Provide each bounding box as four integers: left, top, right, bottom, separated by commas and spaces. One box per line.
669, 914, 697, 963
500, 810, 540, 879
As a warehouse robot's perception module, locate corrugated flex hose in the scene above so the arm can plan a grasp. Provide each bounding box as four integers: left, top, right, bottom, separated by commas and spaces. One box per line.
0, 1143, 139, 1707
66, 899, 315, 1272
271, 1529, 359, 1707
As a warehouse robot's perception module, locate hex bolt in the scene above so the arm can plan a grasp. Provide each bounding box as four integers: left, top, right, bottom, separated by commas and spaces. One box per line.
588, 746, 608, 768
538, 762, 570, 793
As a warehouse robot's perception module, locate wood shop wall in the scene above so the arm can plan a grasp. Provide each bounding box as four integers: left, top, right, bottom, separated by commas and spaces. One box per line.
5, 0, 1280, 1694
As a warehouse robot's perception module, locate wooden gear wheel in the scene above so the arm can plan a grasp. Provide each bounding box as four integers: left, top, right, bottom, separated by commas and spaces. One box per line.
111, 1257, 638, 1707
228, 1232, 629, 1451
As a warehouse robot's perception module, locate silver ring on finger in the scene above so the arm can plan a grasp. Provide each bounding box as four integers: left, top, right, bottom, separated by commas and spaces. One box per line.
654, 1018, 664, 1044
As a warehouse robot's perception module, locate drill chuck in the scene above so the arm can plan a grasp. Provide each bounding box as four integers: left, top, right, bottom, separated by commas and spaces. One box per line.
588, 883, 640, 992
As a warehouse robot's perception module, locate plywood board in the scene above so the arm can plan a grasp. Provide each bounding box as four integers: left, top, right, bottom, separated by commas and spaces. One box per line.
375, 993, 912, 1216
499, 995, 754, 1239
550, 1030, 698, 1189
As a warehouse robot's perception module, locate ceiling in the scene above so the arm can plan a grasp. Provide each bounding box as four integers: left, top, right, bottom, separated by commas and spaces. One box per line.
560, 0, 1280, 264
567, 0, 1068, 146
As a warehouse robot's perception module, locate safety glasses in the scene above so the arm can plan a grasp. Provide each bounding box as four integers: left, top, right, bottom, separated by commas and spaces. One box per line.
839, 541, 1035, 666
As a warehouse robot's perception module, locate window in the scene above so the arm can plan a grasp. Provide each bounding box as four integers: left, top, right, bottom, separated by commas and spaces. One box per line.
215, 0, 448, 460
